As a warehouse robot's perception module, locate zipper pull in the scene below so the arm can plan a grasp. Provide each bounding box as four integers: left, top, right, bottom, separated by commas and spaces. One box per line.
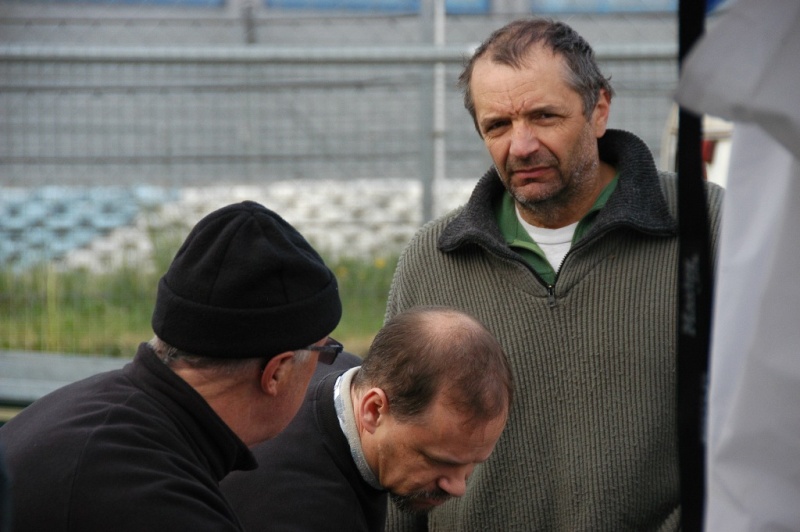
547, 285, 556, 307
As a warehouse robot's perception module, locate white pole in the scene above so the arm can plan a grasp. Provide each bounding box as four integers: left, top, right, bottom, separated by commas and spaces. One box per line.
433, 0, 446, 217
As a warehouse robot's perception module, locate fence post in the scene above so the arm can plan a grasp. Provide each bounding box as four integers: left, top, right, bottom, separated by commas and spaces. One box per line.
419, 0, 446, 223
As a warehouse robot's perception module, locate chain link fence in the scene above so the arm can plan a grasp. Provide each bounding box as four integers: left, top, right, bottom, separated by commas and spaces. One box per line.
0, 2, 679, 361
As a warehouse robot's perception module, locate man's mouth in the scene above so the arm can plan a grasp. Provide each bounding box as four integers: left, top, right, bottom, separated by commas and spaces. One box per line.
413, 495, 450, 509
511, 166, 551, 181
391, 488, 452, 514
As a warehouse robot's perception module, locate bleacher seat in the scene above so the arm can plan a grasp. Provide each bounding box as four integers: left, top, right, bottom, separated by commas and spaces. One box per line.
0, 186, 178, 271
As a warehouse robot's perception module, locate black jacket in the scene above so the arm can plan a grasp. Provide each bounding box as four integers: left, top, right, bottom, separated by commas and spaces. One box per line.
0, 343, 256, 532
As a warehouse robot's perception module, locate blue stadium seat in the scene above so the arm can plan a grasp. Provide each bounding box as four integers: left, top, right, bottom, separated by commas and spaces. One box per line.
0, 186, 175, 271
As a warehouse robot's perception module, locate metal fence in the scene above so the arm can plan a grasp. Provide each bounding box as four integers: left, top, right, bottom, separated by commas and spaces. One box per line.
1, 41, 677, 263
2, 45, 486, 186
1, 41, 677, 180
0, 7, 679, 269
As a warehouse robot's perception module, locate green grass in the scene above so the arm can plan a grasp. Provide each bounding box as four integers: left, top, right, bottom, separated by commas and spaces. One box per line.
0, 254, 398, 359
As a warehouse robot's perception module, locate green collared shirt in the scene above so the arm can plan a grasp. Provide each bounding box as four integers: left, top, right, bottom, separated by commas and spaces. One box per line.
495, 175, 619, 285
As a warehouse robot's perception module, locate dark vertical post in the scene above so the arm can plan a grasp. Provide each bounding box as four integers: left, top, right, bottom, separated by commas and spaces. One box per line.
676, 1, 711, 530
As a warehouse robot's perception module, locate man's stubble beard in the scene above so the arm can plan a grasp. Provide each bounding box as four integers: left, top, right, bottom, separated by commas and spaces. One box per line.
390, 489, 451, 515
503, 128, 600, 228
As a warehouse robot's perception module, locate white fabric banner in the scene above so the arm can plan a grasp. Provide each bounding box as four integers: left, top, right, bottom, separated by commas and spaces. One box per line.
675, 0, 800, 530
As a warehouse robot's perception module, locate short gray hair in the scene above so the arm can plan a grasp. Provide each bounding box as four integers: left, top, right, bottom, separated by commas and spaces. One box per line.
149, 336, 265, 376
458, 17, 615, 133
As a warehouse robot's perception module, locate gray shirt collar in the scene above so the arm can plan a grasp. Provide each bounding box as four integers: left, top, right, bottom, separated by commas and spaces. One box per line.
334, 367, 383, 490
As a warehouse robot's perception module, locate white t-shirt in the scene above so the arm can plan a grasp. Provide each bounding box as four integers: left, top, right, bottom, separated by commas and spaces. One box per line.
516, 208, 578, 272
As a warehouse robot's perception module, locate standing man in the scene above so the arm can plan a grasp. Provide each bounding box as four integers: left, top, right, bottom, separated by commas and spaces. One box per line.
385, 18, 723, 531
0, 201, 343, 531
220, 306, 513, 531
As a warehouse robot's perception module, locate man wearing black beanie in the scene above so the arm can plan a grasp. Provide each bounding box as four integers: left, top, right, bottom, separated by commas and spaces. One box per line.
0, 201, 343, 532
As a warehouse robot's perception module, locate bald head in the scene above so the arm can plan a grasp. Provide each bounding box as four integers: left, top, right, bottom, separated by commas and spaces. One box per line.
353, 306, 513, 423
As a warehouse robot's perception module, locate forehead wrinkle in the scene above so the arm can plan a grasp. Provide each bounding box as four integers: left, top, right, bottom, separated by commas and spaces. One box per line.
473, 79, 536, 123
474, 60, 581, 126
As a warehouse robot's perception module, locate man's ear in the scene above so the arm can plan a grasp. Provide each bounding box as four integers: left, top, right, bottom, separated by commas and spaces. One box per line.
592, 88, 611, 137
356, 388, 389, 434
259, 351, 296, 396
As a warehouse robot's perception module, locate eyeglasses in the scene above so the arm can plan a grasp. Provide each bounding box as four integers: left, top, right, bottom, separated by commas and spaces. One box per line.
303, 337, 343, 365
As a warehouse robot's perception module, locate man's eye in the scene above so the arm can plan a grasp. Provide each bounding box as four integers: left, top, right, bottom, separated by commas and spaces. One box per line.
483, 121, 507, 135
536, 112, 559, 122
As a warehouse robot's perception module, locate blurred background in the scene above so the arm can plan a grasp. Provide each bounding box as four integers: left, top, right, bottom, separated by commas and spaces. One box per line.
0, 0, 682, 418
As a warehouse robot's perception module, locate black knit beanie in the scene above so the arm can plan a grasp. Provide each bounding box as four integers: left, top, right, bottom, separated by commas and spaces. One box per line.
152, 201, 342, 359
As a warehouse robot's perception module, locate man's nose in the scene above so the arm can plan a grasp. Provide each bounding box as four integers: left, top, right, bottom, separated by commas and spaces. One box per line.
437, 465, 474, 498
509, 123, 540, 159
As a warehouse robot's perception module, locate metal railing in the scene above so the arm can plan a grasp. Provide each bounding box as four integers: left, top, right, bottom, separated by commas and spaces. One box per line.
1, 42, 678, 212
